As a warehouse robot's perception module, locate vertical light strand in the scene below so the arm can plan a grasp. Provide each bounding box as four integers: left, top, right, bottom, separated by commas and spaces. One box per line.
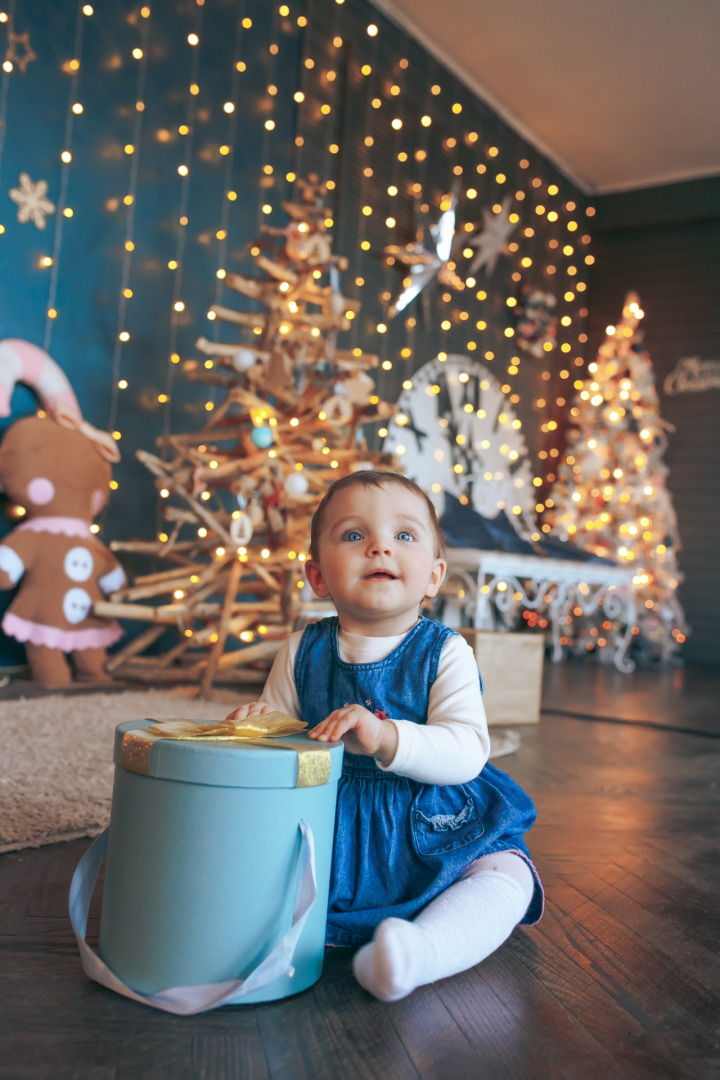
536, 176, 560, 475
317, 0, 344, 199
399, 54, 436, 372
0, 1, 18, 220
43, 1, 88, 352
290, 11, 312, 193
448, 92, 474, 360
282, 4, 306, 221
161, 0, 204, 440
200, 1, 248, 422
210, 0, 248, 322
377, 36, 409, 381
487, 131, 516, 395
347, 26, 380, 357
254, 5, 281, 237
107, 5, 150, 436
500, 148, 528, 385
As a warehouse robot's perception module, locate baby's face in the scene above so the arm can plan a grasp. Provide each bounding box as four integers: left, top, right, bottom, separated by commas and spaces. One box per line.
305, 483, 446, 636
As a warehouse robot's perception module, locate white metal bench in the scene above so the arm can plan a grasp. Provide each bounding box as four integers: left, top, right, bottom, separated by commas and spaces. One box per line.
440, 548, 637, 673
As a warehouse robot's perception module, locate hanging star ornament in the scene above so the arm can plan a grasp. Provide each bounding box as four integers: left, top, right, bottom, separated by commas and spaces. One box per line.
9, 173, 56, 229
384, 187, 465, 320
5, 29, 37, 73
465, 194, 517, 275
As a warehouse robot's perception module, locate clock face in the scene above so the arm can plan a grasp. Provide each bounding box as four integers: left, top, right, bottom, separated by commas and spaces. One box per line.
383, 354, 536, 531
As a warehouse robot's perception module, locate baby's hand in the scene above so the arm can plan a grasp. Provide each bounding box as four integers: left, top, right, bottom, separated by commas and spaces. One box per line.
225, 701, 275, 724
308, 705, 398, 766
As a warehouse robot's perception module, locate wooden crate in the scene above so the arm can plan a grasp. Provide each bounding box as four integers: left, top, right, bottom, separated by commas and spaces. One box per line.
458, 629, 545, 726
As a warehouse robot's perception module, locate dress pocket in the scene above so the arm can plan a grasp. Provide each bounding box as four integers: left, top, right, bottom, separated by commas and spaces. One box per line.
411, 785, 485, 856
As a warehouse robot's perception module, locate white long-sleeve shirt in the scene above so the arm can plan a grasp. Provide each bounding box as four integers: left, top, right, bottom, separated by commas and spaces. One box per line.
261, 624, 490, 786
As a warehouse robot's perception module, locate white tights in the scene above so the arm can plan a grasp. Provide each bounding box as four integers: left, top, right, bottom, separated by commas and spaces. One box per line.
352, 851, 534, 1002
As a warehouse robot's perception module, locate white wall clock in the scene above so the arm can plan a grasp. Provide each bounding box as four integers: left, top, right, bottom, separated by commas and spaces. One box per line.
383, 354, 536, 533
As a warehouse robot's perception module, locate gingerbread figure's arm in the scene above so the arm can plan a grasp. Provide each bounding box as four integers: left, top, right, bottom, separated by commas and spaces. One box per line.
95, 547, 126, 597
0, 532, 36, 591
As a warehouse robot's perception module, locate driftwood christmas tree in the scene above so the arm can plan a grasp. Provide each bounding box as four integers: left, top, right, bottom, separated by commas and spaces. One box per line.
99, 178, 396, 694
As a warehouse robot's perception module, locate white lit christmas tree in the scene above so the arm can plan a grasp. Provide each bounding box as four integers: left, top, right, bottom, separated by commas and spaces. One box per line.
545, 293, 688, 664
100, 177, 396, 694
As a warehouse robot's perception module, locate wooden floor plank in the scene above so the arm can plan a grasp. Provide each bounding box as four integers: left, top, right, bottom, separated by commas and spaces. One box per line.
511, 911, 691, 1080
600, 850, 719, 951
191, 1021, 271, 1080
255, 979, 348, 1080
434, 941, 637, 1080
547, 879, 719, 1070
308, 953, 422, 1080
569, 866, 720, 995
0, 848, 43, 935
643, 830, 720, 871
623, 835, 720, 898
540, 663, 720, 736
382, 982, 486, 1079
0, 1070, 116, 1080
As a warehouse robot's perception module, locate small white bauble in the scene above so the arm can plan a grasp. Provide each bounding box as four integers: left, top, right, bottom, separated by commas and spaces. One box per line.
322, 394, 354, 424
230, 513, 253, 546
284, 471, 310, 497
230, 348, 257, 372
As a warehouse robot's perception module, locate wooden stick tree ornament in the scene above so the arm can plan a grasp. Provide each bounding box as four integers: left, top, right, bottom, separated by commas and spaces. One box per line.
104, 177, 397, 694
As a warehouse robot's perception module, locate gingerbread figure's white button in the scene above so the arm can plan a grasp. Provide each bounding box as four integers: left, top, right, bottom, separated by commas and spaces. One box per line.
63, 587, 92, 624
64, 546, 94, 582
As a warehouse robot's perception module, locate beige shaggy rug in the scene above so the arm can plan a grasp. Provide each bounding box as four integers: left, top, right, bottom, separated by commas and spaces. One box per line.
0, 687, 254, 855
0, 688, 520, 854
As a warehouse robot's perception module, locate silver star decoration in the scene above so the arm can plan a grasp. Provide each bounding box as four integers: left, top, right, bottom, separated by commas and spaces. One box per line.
9, 173, 56, 230
384, 187, 465, 319
466, 195, 517, 275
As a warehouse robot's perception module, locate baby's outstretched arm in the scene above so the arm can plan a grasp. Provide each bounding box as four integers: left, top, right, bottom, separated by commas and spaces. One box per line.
309, 705, 398, 766
225, 701, 276, 723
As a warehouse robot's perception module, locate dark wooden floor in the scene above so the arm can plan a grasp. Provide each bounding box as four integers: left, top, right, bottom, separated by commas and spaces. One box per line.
1, 662, 719, 1080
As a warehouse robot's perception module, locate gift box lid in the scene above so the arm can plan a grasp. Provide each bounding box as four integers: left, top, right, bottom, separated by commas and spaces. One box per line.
113, 715, 344, 790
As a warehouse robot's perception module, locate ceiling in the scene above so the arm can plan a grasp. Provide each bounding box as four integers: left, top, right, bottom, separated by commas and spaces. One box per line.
373, 0, 720, 194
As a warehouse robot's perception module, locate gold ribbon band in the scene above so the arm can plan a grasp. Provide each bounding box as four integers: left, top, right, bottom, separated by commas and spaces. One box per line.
119, 731, 156, 776
119, 711, 332, 788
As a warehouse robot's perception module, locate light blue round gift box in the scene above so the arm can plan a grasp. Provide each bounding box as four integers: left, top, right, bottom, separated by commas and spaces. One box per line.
98, 719, 343, 1004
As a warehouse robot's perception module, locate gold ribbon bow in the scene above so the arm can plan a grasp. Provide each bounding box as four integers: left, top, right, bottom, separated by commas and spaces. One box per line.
119, 711, 332, 788
146, 711, 307, 742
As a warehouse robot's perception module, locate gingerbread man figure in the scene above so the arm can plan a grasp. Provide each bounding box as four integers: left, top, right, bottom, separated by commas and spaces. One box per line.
0, 339, 125, 686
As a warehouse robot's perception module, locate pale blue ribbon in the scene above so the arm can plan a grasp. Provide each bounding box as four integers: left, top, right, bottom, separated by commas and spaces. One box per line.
68, 819, 317, 1015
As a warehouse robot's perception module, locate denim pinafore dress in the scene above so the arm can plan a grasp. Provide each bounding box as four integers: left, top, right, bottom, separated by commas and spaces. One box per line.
295, 616, 544, 947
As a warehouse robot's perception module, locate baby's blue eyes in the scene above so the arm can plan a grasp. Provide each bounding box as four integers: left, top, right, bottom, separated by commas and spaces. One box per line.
340, 529, 415, 542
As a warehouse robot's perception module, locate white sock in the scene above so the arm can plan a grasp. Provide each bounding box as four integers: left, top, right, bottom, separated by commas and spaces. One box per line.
352, 862, 532, 1002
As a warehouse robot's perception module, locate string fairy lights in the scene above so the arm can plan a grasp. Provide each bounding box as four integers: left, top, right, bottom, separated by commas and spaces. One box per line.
253, 4, 282, 238
209, 5, 251, 319
0, 4, 16, 217
1, 0, 593, 566
200, 3, 255, 419
106, 4, 151, 447
293, 2, 589, 520
43, 2, 92, 353
160, 0, 205, 440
